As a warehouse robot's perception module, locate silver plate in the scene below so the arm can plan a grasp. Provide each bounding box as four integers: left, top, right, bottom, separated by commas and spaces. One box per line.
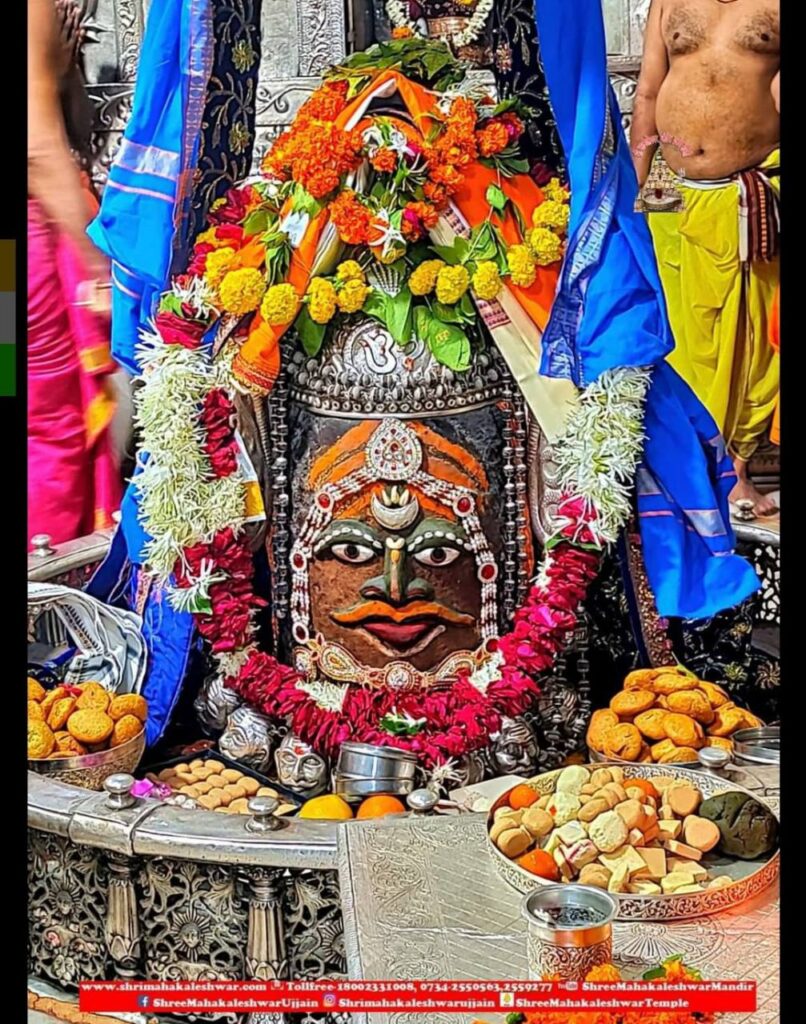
487, 763, 780, 921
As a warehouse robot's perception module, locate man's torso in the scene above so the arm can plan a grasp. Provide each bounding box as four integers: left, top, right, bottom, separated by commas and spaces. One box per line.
654, 0, 779, 179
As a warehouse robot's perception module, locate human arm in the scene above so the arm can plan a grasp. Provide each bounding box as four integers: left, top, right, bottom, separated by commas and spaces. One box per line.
771, 70, 780, 112
28, 0, 107, 280
631, 0, 669, 187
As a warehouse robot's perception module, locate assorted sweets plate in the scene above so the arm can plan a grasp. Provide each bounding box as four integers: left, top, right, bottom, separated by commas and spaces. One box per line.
587, 665, 763, 768
487, 762, 779, 921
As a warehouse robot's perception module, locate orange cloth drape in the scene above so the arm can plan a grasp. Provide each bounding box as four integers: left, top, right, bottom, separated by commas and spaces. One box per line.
769, 287, 780, 446
232, 69, 560, 392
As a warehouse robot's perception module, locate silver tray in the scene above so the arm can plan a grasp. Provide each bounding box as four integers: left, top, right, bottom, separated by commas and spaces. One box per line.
487, 762, 779, 922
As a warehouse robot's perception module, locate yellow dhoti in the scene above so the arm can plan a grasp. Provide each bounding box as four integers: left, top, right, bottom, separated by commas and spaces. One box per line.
648, 150, 780, 462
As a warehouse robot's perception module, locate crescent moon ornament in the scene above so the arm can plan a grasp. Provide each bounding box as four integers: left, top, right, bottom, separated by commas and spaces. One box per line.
371, 490, 420, 530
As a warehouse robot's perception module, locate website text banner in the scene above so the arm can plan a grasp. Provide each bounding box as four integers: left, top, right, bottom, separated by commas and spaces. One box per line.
79, 978, 757, 1015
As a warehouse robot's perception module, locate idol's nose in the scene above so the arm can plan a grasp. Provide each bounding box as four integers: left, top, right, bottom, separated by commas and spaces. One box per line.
359, 545, 435, 607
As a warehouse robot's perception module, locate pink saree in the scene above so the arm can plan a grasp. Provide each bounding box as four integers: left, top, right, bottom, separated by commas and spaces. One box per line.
27, 184, 121, 547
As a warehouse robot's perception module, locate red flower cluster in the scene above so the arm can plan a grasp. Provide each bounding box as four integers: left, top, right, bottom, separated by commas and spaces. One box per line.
175, 528, 265, 653
498, 542, 601, 678
225, 647, 542, 768
154, 310, 207, 349
208, 185, 262, 226
201, 388, 239, 478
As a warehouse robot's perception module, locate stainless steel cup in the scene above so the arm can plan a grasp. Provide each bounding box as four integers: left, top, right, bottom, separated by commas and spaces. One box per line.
521, 885, 617, 980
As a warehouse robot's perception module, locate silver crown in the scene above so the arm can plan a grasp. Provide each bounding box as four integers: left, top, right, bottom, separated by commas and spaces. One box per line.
285, 313, 509, 419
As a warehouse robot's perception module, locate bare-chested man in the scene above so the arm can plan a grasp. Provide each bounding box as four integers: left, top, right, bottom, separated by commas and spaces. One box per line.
633, 0, 780, 515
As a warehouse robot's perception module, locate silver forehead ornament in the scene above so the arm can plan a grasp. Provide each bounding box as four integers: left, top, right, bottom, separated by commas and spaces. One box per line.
274, 733, 329, 795
218, 705, 275, 774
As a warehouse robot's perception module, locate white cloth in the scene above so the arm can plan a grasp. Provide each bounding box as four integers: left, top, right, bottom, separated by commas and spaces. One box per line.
28, 582, 147, 695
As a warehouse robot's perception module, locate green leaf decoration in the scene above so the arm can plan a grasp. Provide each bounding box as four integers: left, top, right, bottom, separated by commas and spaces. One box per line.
295, 306, 328, 357
291, 184, 323, 216
362, 290, 388, 320
458, 292, 476, 319
378, 712, 425, 736
160, 293, 184, 315
469, 222, 498, 263
385, 286, 413, 343
642, 967, 667, 981
414, 304, 433, 343
432, 300, 465, 324
505, 1015, 526, 1024
486, 183, 508, 213
187, 595, 213, 615
427, 321, 471, 371
431, 236, 471, 265
243, 207, 271, 237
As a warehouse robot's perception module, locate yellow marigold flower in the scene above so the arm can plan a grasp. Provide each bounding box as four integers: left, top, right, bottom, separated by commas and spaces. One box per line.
435, 264, 470, 304
471, 261, 502, 302
204, 246, 236, 290
196, 227, 223, 248
531, 199, 570, 235
408, 259, 445, 296
261, 283, 300, 326
543, 176, 570, 204
526, 226, 565, 266
336, 259, 365, 283
336, 278, 371, 314
307, 277, 337, 324
585, 963, 622, 983
218, 267, 266, 315
506, 243, 537, 288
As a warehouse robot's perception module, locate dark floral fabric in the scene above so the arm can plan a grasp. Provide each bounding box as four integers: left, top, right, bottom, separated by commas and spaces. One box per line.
188, 0, 263, 245
489, 0, 565, 178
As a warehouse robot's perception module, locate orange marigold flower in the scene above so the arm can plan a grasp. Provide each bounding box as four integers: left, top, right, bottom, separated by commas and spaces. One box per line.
478, 120, 510, 157
371, 147, 398, 174
296, 80, 349, 126
585, 963, 622, 983
449, 96, 478, 128
429, 161, 464, 191
391, 26, 414, 39
409, 201, 439, 230
329, 190, 373, 245
423, 181, 450, 207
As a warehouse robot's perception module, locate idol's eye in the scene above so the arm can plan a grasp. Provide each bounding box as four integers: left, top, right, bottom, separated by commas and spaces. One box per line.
330, 542, 377, 565
413, 545, 460, 567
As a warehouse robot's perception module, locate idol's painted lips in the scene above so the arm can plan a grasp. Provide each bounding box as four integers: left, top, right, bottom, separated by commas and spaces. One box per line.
331, 600, 475, 650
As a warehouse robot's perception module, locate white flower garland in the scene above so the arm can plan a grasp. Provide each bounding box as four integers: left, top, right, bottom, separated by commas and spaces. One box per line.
133, 321, 247, 590
386, 0, 494, 48
553, 366, 652, 544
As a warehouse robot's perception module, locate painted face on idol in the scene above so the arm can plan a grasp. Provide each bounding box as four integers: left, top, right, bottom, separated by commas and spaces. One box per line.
289, 419, 501, 678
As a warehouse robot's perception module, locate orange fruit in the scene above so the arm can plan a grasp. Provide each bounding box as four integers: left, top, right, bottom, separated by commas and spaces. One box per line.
508, 783, 539, 810
356, 795, 407, 819
297, 794, 354, 821
516, 849, 560, 881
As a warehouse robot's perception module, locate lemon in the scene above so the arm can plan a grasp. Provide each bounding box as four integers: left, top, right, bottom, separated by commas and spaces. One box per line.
297, 794, 354, 820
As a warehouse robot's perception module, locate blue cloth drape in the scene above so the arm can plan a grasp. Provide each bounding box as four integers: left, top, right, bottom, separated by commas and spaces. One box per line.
533, 0, 759, 619
88, 0, 213, 374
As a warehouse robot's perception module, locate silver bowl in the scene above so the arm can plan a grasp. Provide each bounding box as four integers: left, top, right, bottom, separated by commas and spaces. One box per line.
333, 774, 416, 799
732, 727, 780, 766
336, 742, 417, 780
28, 729, 146, 791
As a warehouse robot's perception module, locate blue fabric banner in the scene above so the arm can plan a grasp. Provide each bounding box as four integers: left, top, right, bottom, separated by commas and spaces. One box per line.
533, 0, 759, 620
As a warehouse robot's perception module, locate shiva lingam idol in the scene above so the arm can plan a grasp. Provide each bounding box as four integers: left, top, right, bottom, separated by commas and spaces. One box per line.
267, 313, 534, 696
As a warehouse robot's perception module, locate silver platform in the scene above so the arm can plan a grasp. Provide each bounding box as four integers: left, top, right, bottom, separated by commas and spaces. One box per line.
338, 765, 780, 1024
